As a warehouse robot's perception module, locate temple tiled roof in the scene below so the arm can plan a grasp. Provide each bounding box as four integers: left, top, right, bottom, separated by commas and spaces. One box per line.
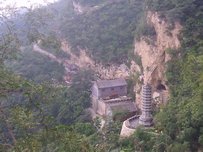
96, 78, 127, 89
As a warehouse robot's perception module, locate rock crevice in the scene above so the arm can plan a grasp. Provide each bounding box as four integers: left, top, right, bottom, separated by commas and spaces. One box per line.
134, 12, 182, 106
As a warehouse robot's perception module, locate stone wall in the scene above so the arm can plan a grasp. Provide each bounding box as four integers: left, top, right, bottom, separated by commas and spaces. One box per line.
98, 86, 127, 99
96, 100, 107, 116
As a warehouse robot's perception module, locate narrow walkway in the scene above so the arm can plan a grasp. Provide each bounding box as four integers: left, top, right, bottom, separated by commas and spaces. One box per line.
33, 44, 62, 64
33, 43, 78, 83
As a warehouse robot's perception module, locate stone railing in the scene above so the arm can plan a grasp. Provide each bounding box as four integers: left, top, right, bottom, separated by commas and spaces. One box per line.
101, 97, 132, 104
120, 115, 140, 138
125, 115, 140, 129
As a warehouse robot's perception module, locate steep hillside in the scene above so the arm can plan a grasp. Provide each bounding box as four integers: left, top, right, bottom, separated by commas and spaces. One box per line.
0, 0, 203, 151
134, 11, 182, 106
126, 0, 203, 151
135, 12, 181, 86
60, 0, 144, 63
6, 46, 65, 83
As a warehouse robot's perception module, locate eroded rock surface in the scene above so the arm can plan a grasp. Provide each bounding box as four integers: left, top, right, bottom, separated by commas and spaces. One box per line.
134, 12, 182, 107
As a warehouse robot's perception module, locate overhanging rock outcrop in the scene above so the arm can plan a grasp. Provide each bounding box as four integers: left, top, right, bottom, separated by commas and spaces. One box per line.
134, 11, 182, 107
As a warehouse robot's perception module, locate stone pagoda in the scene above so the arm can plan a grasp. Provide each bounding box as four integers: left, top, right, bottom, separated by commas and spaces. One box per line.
139, 84, 153, 126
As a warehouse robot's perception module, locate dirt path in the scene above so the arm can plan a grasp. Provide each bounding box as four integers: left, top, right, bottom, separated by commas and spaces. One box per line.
33, 44, 62, 64
61, 40, 95, 68
33, 43, 78, 83
33, 39, 130, 82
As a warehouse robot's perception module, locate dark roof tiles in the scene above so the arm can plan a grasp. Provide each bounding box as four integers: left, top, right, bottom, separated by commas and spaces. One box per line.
96, 78, 127, 89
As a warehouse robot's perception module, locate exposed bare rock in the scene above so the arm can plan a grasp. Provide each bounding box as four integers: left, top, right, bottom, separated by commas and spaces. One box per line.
61, 39, 131, 79
61, 40, 95, 68
130, 61, 141, 74
153, 90, 169, 106
94, 64, 130, 79
134, 12, 182, 107
60, 11, 182, 108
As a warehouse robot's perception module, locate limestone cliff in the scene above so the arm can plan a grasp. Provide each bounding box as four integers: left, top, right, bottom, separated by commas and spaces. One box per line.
61, 40, 130, 80
134, 12, 182, 106
60, 11, 182, 106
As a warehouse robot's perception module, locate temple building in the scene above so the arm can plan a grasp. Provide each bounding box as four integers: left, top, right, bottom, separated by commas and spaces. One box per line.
91, 78, 136, 117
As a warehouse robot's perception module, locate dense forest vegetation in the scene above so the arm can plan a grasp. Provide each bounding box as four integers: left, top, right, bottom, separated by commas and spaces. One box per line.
153, 0, 203, 151
119, 0, 203, 151
60, 0, 145, 63
6, 48, 65, 83
0, 0, 203, 151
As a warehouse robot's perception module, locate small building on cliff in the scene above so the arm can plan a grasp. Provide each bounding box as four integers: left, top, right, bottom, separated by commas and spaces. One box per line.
91, 78, 137, 118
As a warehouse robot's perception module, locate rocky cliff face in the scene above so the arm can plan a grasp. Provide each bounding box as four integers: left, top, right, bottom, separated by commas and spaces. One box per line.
61, 40, 130, 80
61, 11, 182, 106
134, 12, 182, 106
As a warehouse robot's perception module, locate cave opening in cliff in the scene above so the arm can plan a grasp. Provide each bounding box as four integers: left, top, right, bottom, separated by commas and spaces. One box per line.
156, 80, 166, 91
157, 84, 166, 91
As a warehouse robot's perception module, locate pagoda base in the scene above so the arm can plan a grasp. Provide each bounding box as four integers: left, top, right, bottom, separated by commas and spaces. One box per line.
139, 116, 153, 127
